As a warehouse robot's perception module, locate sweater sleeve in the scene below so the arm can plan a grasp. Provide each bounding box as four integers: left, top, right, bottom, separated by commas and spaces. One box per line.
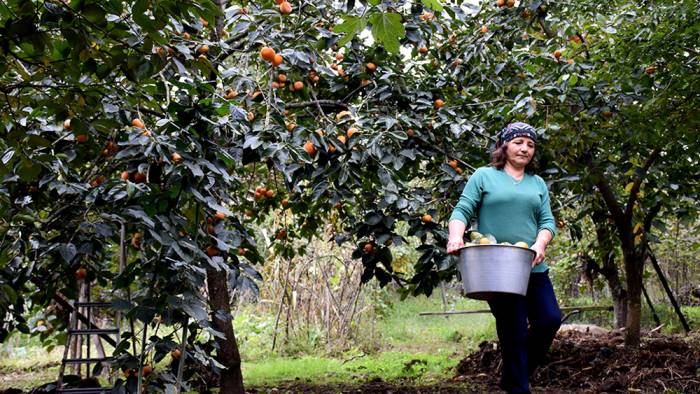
449, 168, 484, 225
536, 176, 557, 238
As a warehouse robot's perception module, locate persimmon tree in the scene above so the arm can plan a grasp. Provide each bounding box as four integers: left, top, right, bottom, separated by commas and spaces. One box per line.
514, 0, 699, 345
0, 0, 698, 392
0, 0, 484, 391
439, 0, 700, 345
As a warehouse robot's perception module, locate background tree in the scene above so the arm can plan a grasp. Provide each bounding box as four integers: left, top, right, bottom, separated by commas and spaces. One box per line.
0, 0, 698, 392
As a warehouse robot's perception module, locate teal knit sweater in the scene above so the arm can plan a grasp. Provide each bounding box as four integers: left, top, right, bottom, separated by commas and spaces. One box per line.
449, 166, 557, 273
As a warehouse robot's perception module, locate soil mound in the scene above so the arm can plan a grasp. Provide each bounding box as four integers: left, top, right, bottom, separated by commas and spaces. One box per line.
455, 329, 700, 393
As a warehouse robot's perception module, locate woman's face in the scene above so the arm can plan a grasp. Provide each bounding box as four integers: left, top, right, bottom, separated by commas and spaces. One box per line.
505, 137, 535, 169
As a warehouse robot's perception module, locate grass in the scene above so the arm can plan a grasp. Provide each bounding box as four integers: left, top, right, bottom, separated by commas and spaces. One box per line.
5, 288, 696, 390
375, 294, 496, 352
0, 367, 58, 391
243, 351, 461, 386
0, 344, 62, 391
0, 291, 496, 390
655, 304, 700, 334
241, 292, 498, 386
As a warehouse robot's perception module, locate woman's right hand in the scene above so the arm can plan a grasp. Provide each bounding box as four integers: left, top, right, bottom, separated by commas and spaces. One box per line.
446, 238, 464, 255
446, 219, 467, 255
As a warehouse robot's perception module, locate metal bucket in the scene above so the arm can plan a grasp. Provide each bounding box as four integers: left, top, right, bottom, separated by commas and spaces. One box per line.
457, 245, 535, 300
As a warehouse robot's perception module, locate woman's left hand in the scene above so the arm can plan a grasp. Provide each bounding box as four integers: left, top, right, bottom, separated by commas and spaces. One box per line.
530, 241, 546, 267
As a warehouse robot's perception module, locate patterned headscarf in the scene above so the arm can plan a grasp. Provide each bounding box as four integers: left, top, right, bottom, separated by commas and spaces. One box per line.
499, 122, 537, 143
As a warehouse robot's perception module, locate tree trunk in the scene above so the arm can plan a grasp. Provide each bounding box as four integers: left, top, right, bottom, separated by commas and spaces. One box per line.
588, 147, 661, 348
592, 210, 627, 328
207, 268, 245, 394
609, 278, 628, 329
623, 250, 643, 347
602, 253, 627, 329
205, 2, 245, 391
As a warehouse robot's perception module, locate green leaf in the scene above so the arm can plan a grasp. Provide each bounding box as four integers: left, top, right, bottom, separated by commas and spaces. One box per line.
132, 0, 152, 31
368, 12, 405, 54
568, 74, 579, 86
0, 285, 17, 305
421, 0, 444, 12
334, 15, 367, 47
59, 243, 77, 263
18, 158, 41, 182
103, 0, 124, 15
82, 4, 106, 24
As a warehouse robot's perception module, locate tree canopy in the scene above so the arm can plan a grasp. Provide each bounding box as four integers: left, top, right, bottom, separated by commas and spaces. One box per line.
1, 0, 698, 391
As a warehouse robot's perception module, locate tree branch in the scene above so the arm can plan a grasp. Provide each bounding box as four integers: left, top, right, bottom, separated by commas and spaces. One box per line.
457, 98, 507, 108
682, 46, 699, 56
575, 32, 591, 60
308, 84, 333, 124
341, 82, 370, 103
137, 105, 166, 118
1, 82, 84, 93
214, 31, 249, 64
538, 18, 555, 39
623, 147, 661, 221
586, 154, 626, 232
286, 100, 348, 111
642, 202, 662, 233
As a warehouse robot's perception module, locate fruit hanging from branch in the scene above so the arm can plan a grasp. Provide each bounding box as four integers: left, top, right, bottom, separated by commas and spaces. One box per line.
304, 141, 316, 156
74, 267, 87, 281
260, 47, 276, 62
132, 118, 145, 129
279, 1, 292, 14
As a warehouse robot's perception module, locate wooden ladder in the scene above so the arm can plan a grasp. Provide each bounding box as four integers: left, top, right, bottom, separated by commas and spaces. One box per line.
56, 280, 121, 394
56, 220, 128, 393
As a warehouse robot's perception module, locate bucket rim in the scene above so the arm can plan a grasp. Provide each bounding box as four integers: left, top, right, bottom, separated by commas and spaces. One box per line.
457, 243, 535, 258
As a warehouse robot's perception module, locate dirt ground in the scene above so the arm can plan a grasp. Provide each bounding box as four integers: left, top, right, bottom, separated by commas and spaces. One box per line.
4, 329, 699, 394
250, 328, 700, 394
454, 327, 700, 394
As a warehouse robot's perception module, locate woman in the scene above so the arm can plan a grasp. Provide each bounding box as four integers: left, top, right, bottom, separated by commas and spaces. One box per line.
446, 122, 561, 394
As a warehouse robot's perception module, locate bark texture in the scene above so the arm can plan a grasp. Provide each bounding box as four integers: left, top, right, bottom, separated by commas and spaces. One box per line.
207, 267, 245, 393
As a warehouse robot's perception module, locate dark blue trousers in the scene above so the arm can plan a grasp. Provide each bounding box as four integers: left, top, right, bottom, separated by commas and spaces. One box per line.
487, 271, 561, 394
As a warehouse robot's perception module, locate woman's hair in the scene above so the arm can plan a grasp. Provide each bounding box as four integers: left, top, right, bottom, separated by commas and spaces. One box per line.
490, 140, 537, 173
